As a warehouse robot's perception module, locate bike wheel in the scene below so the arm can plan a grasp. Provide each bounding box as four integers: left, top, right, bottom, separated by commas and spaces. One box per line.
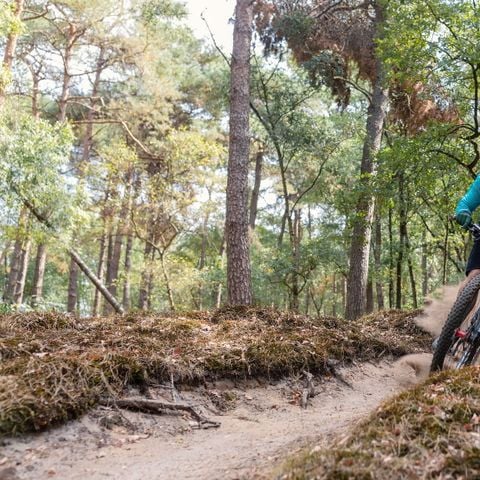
430, 274, 480, 372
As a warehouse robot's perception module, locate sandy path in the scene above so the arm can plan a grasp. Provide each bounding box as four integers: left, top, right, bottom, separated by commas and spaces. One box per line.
2, 289, 455, 480
1, 357, 430, 480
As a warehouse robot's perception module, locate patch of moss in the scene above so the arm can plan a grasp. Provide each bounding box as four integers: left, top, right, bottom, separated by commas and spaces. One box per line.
277, 367, 480, 479
0, 308, 430, 437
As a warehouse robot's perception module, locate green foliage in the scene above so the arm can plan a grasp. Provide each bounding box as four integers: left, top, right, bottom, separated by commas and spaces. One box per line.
0, 115, 75, 232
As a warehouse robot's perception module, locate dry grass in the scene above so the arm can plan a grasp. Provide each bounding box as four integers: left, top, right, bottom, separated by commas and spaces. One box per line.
276, 367, 480, 480
0, 307, 429, 436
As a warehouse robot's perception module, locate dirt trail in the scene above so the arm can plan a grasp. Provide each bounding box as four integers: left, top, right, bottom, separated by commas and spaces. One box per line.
1, 290, 455, 480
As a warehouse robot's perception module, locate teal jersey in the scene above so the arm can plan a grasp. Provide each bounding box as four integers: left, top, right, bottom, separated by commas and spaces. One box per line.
456, 175, 480, 215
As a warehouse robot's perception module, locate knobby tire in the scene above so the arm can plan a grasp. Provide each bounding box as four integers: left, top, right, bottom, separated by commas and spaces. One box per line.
430, 274, 480, 372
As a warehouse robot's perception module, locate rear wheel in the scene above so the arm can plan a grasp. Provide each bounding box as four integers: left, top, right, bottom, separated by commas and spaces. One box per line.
430, 274, 480, 372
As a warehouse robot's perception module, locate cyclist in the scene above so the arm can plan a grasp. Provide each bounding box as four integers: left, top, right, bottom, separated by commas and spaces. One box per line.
432, 176, 480, 353
455, 175, 480, 283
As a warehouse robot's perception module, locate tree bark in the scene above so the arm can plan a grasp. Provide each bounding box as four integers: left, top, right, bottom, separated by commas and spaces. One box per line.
422, 230, 428, 297
366, 280, 374, 314
290, 208, 302, 312
93, 229, 108, 316
0, 0, 24, 109
67, 257, 78, 313
396, 174, 407, 310
225, 0, 254, 305
3, 208, 29, 304
68, 248, 124, 314
373, 212, 385, 309
160, 252, 175, 311
122, 234, 133, 310
388, 206, 394, 309
406, 229, 418, 309
345, 4, 388, 320
249, 150, 263, 231
31, 243, 47, 306
138, 239, 153, 310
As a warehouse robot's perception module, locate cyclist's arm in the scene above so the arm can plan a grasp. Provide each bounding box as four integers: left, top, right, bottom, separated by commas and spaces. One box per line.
456, 175, 480, 216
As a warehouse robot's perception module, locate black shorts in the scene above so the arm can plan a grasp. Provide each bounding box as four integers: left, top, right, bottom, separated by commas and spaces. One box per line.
466, 240, 480, 275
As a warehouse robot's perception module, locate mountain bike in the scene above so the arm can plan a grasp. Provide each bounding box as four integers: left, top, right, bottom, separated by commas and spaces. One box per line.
431, 223, 480, 372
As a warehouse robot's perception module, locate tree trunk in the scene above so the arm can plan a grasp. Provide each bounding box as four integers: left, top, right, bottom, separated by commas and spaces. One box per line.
373, 212, 385, 309
31, 243, 47, 306
332, 273, 337, 317
396, 174, 407, 310
104, 227, 123, 314
122, 234, 133, 310
290, 208, 302, 312
57, 24, 78, 123
406, 231, 418, 309
138, 240, 153, 310
160, 252, 175, 311
0, 0, 24, 109
442, 219, 449, 285
422, 230, 428, 297
388, 206, 394, 309
249, 150, 263, 230
345, 4, 388, 320
366, 280, 374, 314
92, 230, 108, 316
67, 257, 78, 313
12, 238, 31, 305
3, 208, 29, 304
68, 248, 124, 314
225, 0, 254, 305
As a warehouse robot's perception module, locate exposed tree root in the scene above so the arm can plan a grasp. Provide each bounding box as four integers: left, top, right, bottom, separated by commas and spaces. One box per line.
100, 398, 221, 429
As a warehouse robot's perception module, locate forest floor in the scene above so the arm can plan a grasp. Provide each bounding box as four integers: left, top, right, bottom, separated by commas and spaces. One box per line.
0, 287, 457, 480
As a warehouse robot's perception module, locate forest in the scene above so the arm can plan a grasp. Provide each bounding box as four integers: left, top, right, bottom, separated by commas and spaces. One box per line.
2, 1, 480, 479
0, 0, 477, 319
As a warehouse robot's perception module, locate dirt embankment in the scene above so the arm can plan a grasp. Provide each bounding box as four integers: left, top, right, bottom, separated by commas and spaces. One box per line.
0, 292, 455, 480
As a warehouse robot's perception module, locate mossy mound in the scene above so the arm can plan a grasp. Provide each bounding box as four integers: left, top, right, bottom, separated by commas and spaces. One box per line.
0, 308, 429, 436
277, 367, 480, 479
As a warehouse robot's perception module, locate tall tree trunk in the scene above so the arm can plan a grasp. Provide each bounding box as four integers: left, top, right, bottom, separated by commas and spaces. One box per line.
388, 207, 394, 309
122, 234, 133, 310
366, 280, 374, 314
422, 230, 428, 297
92, 229, 108, 316
373, 212, 385, 309
225, 0, 254, 305
396, 174, 407, 309
249, 150, 263, 230
67, 257, 78, 313
0, 0, 24, 109
12, 238, 31, 305
406, 230, 418, 309
31, 243, 47, 306
62, 24, 82, 309
332, 273, 337, 317
345, 4, 388, 320
104, 226, 123, 314
138, 239, 153, 310
82, 46, 105, 163
160, 252, 175, 311
442, 219, 449, 285
290, 208, 302, 312
3, 208, 28, 303
216, 238, 226, 309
